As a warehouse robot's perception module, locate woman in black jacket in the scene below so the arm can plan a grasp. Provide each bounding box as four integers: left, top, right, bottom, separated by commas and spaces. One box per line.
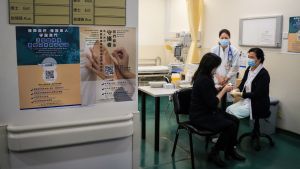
227, 48, 270, 120
190, 53, 245, 168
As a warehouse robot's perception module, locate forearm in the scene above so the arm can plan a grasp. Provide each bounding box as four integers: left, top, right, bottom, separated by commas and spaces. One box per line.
217, 88, 227, 101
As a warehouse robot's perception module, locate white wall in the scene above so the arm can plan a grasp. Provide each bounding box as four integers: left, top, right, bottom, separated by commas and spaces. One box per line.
139, 0, 191, 65
202, 0, 300, 134
138, 0, 166, 63
165, 0, 189, 33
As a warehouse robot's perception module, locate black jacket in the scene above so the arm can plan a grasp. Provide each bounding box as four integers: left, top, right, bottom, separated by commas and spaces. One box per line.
189, 74, 237, 132
189, 74, 219, 120
239, 66, 270, 119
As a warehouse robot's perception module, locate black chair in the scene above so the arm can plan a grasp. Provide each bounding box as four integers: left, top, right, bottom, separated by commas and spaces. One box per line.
238, 100, 278, 151
171, 88, 218, 169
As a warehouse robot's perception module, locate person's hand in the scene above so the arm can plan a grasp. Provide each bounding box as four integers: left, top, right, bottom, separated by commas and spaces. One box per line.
111, 48, 129, 70
217, 83, 233, 101
230, 89, 242, 97
110, 48, 135, 79
216, 74, 226, 85
215, 84, 223, 91
223, 83, 234, 92
85, 40, 113, 79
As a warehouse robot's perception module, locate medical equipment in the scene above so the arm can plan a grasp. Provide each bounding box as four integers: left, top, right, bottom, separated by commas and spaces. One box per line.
138, 65, 170, 86
165, 31, 192, 63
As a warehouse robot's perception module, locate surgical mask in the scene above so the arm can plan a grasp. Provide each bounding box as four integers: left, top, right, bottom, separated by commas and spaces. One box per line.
219, 39, 230, 47
248, 58, 256, 67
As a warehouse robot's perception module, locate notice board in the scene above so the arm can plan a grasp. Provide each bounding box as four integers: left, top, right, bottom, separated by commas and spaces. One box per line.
239, 15, 283, 48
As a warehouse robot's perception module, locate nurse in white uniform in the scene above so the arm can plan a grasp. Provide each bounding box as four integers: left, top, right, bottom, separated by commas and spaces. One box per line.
211, 29, 240, 103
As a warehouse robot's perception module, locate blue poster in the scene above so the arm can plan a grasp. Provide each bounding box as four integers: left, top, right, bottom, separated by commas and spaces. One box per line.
16, 26, 81, 109
288, 16, 300, 52
16, 26, 80, 65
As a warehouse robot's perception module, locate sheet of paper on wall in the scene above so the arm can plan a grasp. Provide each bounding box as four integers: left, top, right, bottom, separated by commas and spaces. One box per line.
288, 16, 300, 53
16, 26, 81, 110
80, 27, 136, 105
239, 51, 248, 69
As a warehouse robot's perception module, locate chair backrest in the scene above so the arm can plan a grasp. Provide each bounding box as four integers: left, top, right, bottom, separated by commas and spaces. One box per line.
172, 88, 192, 123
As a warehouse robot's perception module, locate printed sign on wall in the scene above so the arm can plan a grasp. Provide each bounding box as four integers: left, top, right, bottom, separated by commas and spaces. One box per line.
288, 16, 300, 53
80, 27, 136, 105
16, 26, 81, 109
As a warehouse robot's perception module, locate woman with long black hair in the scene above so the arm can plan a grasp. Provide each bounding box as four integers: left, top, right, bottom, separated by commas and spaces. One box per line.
190, 52, 245, 167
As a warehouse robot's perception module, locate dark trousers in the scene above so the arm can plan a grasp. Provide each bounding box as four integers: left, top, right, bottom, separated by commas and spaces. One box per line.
191, 112, 240, 153
214, 113, 239, 152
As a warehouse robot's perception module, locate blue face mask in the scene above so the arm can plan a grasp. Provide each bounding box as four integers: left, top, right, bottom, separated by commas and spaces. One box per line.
219, 39, 230, 47
248, 58, 256, 67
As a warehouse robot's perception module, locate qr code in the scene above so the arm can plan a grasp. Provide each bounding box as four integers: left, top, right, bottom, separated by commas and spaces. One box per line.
104, 65, 114, 76
45, 70, 54, 80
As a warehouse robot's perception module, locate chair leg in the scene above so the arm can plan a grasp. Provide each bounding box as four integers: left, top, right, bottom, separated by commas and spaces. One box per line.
189, 131, 195, 169
261, 133, 275, 146
253, 136, 261, 151
238, 132, 252, 144
205, 136, 210, 151
171, 127, 180, 156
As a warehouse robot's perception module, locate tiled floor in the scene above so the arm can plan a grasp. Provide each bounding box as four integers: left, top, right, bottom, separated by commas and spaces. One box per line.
138, 95, 300, 169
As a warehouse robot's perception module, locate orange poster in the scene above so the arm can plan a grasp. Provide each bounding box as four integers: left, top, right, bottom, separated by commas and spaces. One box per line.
288, 16, 300, 53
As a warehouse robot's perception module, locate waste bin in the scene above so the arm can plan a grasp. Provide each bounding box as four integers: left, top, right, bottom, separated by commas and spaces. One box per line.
250, 97, 279, 135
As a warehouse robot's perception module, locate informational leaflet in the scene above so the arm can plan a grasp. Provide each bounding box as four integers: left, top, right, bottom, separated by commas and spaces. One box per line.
9, 0, 126, 25
16, 26, 81, 109
80, 27, 136, 105
288, 16, 300, 53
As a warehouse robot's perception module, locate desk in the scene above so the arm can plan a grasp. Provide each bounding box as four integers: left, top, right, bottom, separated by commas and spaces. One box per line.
138, 86, 178, 151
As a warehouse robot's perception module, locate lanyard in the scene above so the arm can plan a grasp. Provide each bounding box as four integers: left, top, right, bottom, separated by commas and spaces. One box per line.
218, 45, 233, 65
228, 47, 233, 62
242, 65, 263, 92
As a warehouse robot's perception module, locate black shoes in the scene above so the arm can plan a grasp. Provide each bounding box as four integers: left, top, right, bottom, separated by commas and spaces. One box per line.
225, 149, 246, 161
208, 151, 227, 168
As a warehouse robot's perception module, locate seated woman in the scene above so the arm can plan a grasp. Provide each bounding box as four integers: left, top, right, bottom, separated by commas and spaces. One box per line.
226, 48, 270, 120
190, 53, 245, 168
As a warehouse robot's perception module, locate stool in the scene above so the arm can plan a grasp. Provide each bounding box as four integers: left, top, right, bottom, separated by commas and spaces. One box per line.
238, 98, 279, 151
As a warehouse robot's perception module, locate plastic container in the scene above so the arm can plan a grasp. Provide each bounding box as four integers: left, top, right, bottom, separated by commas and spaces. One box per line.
171, 73, 181, 87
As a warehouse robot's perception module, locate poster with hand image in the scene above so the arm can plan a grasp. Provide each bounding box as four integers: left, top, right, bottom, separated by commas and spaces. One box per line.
80, 27, 136, 105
